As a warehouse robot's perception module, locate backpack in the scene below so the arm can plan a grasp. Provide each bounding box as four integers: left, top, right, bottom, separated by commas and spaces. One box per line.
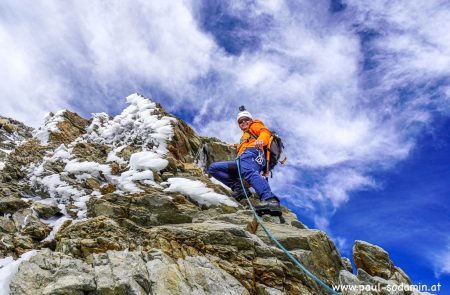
262, 131, 287, 176
246, 125, 287, 177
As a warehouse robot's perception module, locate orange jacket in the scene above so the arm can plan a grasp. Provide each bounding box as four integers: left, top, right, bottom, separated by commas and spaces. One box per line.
236, 119, 271, 156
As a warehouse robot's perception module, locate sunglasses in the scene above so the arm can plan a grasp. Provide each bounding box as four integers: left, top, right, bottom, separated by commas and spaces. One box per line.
238, 118, 251, 124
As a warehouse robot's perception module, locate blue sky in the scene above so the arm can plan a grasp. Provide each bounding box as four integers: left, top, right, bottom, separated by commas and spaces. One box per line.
1, 0, 449, 292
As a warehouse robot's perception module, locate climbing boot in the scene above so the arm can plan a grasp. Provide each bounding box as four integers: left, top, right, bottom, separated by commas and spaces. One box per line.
231, 187, 252, 202
254, 197, 282, 217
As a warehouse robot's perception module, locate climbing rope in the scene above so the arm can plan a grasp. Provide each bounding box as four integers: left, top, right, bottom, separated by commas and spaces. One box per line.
236, 157, 340, 295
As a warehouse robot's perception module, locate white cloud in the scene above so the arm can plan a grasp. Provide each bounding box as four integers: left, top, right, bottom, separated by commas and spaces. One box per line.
345, 0, 450, 101
0, 26, 67, 126
440, 253, 450, 275
238, 60, 285, 88
322, 169, 377, 206
434, 241, 450, 277
1, 0, 450, 228
0, 0, 216, 126
314, 216, 330, 231
334, 237, 349, 255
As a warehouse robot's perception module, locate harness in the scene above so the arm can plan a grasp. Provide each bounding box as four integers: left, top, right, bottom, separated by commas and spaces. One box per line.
239, 122, 287, 176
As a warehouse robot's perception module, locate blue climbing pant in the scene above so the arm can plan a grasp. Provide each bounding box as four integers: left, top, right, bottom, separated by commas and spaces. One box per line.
207, 148, 274, 201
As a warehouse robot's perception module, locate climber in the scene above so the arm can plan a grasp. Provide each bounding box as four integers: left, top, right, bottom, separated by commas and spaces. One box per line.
207, 107, 281, 216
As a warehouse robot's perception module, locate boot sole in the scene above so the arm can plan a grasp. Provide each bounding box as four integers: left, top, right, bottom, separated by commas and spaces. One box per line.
256, 207, 282, 217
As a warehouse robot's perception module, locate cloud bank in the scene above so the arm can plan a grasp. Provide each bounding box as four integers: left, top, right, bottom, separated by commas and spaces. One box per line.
1, 1, 449, 230
0, 1, 217, 125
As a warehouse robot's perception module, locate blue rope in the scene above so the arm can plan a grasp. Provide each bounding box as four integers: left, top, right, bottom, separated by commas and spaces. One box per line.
236, 157, 340, 295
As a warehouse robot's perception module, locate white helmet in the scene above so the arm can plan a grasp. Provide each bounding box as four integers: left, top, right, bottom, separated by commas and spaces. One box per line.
237, 111, 253, 122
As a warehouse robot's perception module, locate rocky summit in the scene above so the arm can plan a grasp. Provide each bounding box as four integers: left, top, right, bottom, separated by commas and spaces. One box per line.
0, 94, 427, 295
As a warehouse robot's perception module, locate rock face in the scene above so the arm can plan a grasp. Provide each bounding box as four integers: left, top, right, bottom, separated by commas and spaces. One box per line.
0, 116, 33, 162
10, 248, 248, 295
352, 240, 413, 290
354, 240, 397, 281
0, 94, 425, 295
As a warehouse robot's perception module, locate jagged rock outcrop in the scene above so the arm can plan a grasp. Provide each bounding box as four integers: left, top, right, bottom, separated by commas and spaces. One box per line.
343, 240, 417, 295
0, 116, 34, 182
0, 94, 427, 294
0, 116, 33, 163
48, 110, 89, 145
353, 240, 411, 285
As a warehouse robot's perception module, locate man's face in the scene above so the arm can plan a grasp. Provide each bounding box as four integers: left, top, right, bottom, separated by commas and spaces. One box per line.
238, 117, 252, 131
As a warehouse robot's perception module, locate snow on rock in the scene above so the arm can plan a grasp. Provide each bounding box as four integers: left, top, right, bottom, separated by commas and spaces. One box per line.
0, 124, 30, 148
114, 170, 156, 193
210, 177, 232, 191
0, 250, 38, 295
64, 160, 111, 179
27, 160, 84, 201
49, 144, 72, 162
26, 160, 86, 219
39, 174, 84, 200
0, 161, 4, 170
129, 151, 168, 171
41, 216, 71, 242
113, 151, 164, 193
22, 94, 176, 221
84, 94, 174, 152
0, 148, 13, 155
164, 177, 237, 208
77, 94, 174, 193
106, 146, 127, 164
33, 110, 66, 144
62, 157, 159, 194
23, 144, 83, 219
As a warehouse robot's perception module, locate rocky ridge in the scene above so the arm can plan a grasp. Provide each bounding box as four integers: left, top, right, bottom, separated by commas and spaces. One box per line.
0, 94, 428, 295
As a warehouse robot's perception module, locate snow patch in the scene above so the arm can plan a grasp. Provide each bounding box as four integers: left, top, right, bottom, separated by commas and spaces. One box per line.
129, 151, 168, 171
0, 128, 28, 147
41, 217, 70, 242
210, 177, 232, 191
64, 160, 111, 178
39, 174, 84, 199
0, 148, 12, 154
164, 177, 237, 207
106, 146, 127, 164
0, 161, 4, 170
114, 170, 156, 193
0, 250, 38, 295
33, 110, 66, 144
49, 145, 72, 162
26, 162, 87, 219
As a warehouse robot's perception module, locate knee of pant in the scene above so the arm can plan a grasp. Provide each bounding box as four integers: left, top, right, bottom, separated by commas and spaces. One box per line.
208, 162, 223, 176
207, 163, 217, 174
240, 166, 259, 180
